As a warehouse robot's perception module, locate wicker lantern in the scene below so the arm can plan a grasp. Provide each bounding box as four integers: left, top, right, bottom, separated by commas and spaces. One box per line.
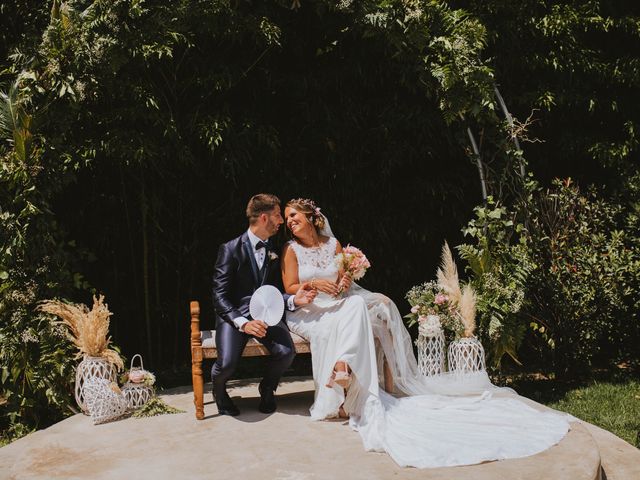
416, 315, 446, 376
75, 356, 118, 414
83, 377, 128, 425
121, 354, 154, 411
447, 337, 486, 374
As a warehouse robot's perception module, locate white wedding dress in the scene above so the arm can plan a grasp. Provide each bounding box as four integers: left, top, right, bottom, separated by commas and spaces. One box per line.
286, 236, 569, 468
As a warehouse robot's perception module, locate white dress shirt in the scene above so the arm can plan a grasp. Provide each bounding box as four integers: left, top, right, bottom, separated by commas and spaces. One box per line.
232, 228, 296, 330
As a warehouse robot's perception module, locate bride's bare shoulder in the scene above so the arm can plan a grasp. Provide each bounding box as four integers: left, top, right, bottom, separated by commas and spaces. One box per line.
282, 240, 297, 257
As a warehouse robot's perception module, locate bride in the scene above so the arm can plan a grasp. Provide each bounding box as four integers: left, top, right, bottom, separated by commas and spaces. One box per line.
281, 198, 569, 468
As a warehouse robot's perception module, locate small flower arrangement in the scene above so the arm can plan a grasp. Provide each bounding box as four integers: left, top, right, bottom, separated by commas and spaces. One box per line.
120, 369, 156, 387
335, 245, 371, 293
405, 281, 463, 335
268, 251, 279, 261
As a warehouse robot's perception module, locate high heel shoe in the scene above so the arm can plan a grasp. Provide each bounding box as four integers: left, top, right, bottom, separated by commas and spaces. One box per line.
334, 369, 352, 389
325, 364, 352, 389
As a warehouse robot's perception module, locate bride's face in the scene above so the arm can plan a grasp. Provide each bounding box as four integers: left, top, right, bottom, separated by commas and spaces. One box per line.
285, 206, 312, 237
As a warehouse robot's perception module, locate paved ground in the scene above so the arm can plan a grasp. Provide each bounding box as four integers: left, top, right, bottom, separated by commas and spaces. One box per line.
1, 377, 639, 480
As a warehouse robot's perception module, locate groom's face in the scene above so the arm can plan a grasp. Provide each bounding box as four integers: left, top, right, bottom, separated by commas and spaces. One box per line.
264, 206, 284, 237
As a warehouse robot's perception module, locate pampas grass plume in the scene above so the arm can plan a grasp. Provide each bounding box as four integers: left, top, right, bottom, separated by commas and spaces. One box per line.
38, 295, 124, 370
459, 284, 477, 337
436, 241, 462, 306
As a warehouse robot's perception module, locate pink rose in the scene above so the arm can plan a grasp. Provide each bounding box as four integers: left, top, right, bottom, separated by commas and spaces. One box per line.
434, 294, 447, 305
129, 370, 146, 383
418, 315, 427, 324
411, 305, 419, 314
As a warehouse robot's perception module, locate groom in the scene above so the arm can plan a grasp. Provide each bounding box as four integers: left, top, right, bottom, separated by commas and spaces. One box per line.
212, 193, 316, 416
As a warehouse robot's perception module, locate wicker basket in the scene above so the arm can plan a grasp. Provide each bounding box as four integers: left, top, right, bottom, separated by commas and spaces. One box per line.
416, 331, 446, 376
121, 354, 154, 411
84, 377, 128, 425
447, 337, 486, 374
75, 356, 117, 414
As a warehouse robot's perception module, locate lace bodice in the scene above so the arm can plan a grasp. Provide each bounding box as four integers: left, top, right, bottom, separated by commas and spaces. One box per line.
288, 237, 339, 284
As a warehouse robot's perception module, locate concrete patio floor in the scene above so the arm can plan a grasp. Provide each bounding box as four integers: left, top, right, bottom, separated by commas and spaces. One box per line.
1, 376, 639, 480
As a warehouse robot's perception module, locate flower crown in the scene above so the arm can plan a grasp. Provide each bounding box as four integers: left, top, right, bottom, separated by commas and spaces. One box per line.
287, 198, 325, 231
289, 198, 322, 217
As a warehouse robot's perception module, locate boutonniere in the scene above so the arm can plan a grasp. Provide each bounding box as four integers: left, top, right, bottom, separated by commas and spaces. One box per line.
268, 251, 279, 261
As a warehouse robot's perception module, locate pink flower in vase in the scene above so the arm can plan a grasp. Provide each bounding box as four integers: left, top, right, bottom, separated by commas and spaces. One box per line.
434, 293, 448, 305
129, 370, 146, 383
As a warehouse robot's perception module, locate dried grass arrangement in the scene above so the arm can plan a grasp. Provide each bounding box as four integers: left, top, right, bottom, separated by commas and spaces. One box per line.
437, 242, 477, 338
38, 295, 124, 370
436, 242, 462, 306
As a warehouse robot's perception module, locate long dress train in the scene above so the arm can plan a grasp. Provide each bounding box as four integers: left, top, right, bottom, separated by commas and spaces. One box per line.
285, 237, 569, 468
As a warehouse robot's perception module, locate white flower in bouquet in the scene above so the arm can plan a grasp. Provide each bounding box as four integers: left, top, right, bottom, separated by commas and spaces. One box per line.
418, 314, 443, 338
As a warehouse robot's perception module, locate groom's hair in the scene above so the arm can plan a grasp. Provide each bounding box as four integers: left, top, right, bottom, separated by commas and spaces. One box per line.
247, 193, 281, 224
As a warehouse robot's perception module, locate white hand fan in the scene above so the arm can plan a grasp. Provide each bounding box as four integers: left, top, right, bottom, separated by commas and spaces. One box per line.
249, 285, 285, 326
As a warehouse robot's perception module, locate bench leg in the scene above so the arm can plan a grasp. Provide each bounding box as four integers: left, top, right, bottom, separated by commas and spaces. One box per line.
190, 301, 205, 420
192, 351, 205, 420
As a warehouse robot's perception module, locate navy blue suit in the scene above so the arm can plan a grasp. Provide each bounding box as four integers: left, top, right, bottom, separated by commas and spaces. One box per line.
211, 231, 295, 402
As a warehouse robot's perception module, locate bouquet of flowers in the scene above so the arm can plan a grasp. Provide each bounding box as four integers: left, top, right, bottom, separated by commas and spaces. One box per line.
119, 354, 156, 387
405, 281, 462, 336
335, 245, 371, 294
120, 369, 156, 387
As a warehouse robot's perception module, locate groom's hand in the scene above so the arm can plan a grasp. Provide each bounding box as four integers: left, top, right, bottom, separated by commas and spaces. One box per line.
242, 319, 268, 338
293, 283, 317, 306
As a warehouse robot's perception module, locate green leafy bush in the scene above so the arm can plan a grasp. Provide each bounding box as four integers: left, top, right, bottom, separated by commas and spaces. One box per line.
0, 270, 77, 443
0, 63, 87, 443
460, 179, 640, 376
459, 197, 532, 368
527, 179, 640, 377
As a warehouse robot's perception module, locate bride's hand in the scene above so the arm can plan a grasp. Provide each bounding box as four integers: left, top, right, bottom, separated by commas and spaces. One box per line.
311, 279, 340, 297
338, 274, 352, 292
293, 283, 317, 306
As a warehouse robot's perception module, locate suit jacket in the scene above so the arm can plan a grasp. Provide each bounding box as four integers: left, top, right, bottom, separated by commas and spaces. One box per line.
212, 231, 290, 327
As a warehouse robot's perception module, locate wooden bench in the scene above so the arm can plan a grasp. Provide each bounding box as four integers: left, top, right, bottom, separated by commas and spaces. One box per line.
190, 300, 394, 419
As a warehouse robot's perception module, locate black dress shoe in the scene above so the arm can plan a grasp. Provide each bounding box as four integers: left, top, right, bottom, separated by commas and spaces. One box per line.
215, 392, 240, 417
258, 382, 277, 414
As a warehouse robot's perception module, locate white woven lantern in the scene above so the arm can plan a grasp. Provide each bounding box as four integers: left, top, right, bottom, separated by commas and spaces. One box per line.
83, 378, 128, 425
75, 356, 117, 414
447, 337, 486, 374
416, 315, 446, 376
122, 383, 153, 411
417, 332, 446, 376
121, 354, 154, 411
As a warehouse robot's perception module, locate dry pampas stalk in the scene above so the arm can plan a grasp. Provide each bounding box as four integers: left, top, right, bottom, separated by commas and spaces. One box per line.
38, 295, 124, 370
436, 241, 462, 306
459, 284, 477, 337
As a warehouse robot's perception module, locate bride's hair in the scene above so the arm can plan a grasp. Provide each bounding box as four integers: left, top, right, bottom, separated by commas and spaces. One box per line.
285, 198, 326, 235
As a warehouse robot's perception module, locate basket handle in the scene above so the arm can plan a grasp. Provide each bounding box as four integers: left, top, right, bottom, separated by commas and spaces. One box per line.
130, 353, 144, 370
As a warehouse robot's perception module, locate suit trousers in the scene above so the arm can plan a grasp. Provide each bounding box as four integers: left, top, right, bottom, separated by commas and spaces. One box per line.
211, 320, 296, 401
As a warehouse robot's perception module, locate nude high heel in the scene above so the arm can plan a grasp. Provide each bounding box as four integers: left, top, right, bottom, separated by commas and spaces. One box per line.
325, 362, 352, 389
334, 369, 352, 389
